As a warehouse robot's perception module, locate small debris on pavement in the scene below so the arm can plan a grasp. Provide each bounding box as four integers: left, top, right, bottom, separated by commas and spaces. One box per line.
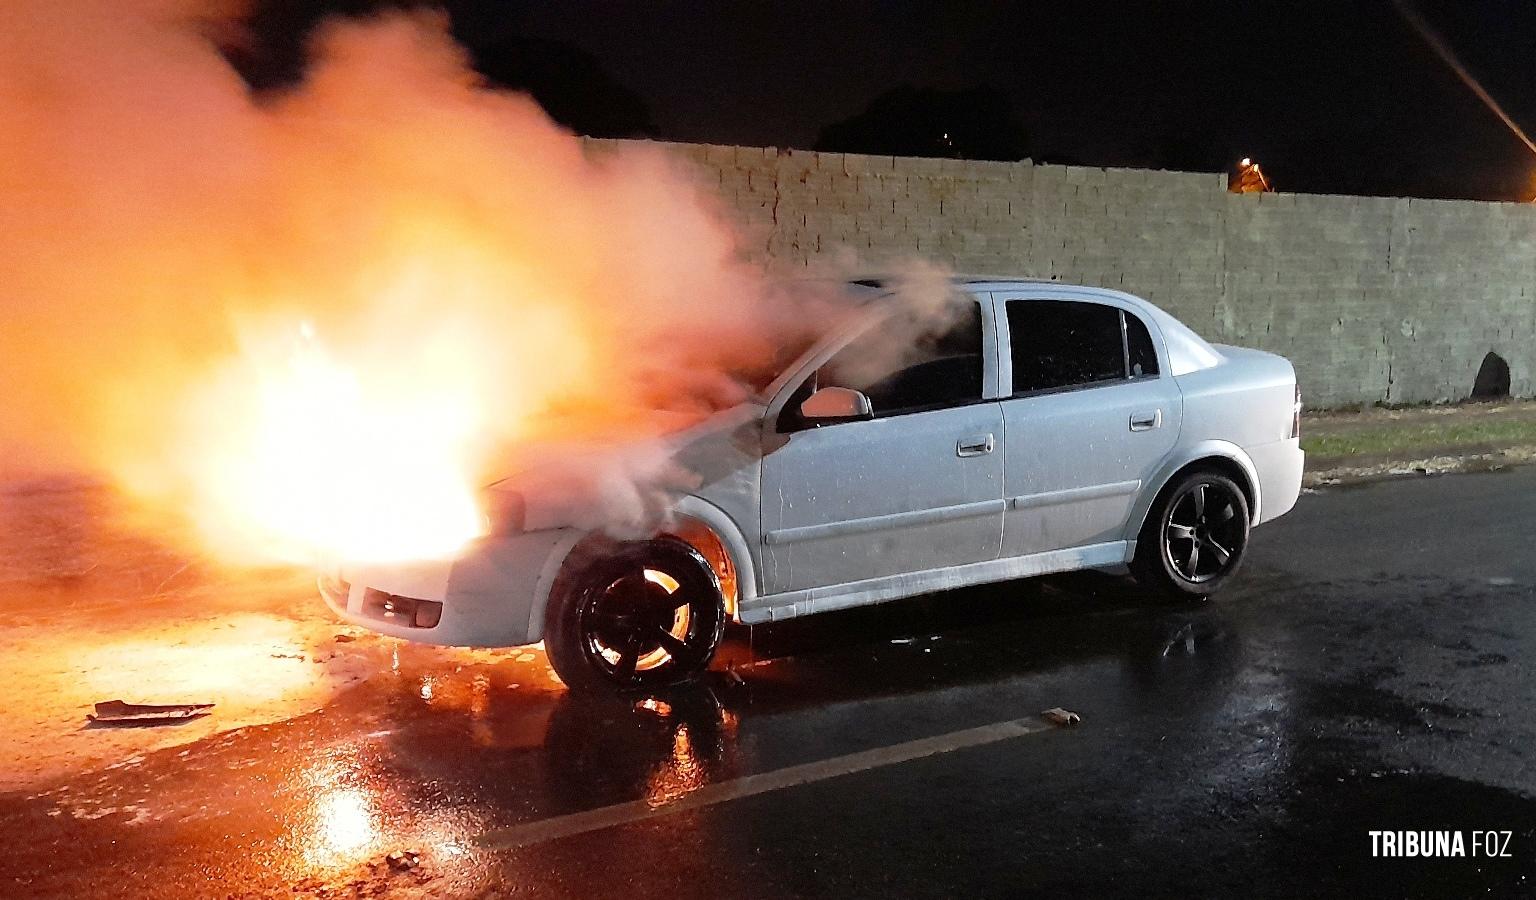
334, 634, 356, 643
1041, 707, 1081, 727
385, 849, 421, 871
89, 700, 214, 724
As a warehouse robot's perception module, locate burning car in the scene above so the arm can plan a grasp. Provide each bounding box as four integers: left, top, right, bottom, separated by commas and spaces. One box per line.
320, 277, 1303, 692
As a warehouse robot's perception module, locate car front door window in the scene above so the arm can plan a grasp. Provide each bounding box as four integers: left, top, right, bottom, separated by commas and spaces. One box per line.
781, 304, 984, 431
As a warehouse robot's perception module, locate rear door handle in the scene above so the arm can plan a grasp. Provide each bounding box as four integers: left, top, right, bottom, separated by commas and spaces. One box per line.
1130, 410, 1162, 432
957, 433, 995, 457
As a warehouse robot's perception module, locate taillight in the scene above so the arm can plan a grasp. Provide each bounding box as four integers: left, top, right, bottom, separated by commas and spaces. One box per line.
1291, 384, 1302, 439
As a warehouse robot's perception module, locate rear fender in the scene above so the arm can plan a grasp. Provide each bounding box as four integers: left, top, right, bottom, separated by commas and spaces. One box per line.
1122, 440, 1261, 554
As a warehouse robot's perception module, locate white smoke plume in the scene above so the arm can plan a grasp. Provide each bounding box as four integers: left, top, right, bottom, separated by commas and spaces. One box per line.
0, 0, 865, 563
0, 2, 974, 566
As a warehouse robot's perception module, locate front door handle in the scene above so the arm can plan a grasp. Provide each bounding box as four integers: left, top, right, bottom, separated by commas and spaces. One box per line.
1130, 410, 1162, 432
957, 433, 995, 457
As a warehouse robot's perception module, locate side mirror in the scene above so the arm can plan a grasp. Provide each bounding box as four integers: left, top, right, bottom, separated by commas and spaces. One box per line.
800, 386, 873, 421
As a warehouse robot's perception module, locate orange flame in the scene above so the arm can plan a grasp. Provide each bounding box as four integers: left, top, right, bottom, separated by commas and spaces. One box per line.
174, 320, 490, 563
0, 3, 838, 565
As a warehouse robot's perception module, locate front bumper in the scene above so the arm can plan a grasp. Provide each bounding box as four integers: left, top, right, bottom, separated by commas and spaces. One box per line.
320, 527, 581, 648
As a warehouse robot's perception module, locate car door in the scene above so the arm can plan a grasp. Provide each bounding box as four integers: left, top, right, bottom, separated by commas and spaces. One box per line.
759, 297, 1006, 596
994, 293, 1182, 558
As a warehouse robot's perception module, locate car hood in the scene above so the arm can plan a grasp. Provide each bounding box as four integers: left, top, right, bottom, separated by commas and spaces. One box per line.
486, 401, 766, 534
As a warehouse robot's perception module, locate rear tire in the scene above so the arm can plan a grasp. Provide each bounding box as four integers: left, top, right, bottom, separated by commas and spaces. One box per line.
545, 539, 726, 693
1132, 470, 1251, 602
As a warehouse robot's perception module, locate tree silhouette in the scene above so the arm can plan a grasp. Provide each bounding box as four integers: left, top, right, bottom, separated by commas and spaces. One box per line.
234, 0, 656, 138
468, 35, 656, 138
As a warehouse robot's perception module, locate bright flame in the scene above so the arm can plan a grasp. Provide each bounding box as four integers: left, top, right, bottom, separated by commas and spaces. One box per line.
0, 3, 851, 566
176, 321, 489, 563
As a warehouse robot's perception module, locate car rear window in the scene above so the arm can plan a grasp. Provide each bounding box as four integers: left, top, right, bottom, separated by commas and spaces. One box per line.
1126, 310, 1159, 377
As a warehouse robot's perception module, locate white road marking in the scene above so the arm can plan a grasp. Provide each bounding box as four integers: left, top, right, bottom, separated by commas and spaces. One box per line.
473, 715, 1056, 850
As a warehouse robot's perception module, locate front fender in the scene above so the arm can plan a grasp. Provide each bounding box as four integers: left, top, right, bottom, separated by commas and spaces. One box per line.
671, 495, 761, 620
523, 529, 587, 644
521, 496, 761, 643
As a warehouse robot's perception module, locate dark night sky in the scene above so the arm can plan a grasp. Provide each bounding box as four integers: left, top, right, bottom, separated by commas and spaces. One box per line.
248, 1, 1536, 201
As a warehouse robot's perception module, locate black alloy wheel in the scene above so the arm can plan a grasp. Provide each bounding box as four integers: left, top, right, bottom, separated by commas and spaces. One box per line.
1133, 470, 1251, 601
546, 540, 725, 692
1164, 480, 1246, 583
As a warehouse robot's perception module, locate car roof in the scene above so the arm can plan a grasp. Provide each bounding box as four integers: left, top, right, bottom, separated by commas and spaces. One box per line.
835, 274, 1222, 377
843, 273, 1058, 290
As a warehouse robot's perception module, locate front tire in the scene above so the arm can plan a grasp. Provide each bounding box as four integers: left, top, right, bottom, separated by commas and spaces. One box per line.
1132, 471, 1251, 601
545, 539, 726, 693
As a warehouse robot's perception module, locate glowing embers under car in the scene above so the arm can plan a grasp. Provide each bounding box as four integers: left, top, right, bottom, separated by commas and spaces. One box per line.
361, 588, 444, 629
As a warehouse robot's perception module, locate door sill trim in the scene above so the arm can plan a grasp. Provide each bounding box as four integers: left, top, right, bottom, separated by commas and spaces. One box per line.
740, 541, 1129, 624
1007, 479, 1141, 511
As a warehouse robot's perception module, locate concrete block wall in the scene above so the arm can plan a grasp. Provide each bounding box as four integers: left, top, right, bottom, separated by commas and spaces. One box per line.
595, 138, 1536, 407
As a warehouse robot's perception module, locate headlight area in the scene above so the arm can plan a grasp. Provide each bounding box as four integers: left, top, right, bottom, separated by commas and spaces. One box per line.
480, 487, 526, 537
361, 588, 444, 629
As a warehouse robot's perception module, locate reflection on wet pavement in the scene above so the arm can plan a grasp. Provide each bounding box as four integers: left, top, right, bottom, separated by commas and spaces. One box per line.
3, 470, 1536, 897
297, 751, 381, 869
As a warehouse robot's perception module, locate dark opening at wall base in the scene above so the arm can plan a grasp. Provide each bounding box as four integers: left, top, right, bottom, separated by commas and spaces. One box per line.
1471, 351, 1510, 400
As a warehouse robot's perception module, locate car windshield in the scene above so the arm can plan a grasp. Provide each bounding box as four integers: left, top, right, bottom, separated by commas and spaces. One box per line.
742, 332, 820, 396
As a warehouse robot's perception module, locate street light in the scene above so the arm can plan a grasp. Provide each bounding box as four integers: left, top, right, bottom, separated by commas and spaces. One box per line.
1231, 157, 1272, 193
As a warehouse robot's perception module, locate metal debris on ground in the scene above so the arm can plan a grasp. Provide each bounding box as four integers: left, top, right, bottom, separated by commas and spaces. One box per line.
1041, 707, 1081, 727
385, 849, 421, 871
89, 700, 214, 724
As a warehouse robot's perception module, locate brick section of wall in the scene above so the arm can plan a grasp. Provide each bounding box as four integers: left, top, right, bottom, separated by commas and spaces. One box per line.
592, 138, 1536, 407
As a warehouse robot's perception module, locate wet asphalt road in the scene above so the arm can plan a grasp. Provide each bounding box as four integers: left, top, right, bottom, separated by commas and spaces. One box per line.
4, 468, 1536, 899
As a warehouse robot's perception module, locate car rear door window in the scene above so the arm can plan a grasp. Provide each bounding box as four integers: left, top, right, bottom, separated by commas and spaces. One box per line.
1007, 300, 1127, 394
